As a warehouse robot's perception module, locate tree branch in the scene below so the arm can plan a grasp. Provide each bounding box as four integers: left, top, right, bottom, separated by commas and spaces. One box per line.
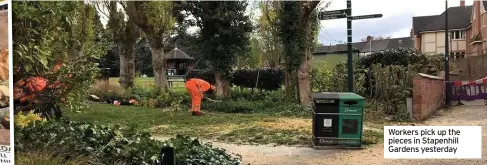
302, 0, 320, 18
95, 2, 110, 20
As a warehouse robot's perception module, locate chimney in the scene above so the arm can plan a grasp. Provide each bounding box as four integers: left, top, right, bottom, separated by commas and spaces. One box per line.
366, 36, 373, 42
460, 0, 465, 7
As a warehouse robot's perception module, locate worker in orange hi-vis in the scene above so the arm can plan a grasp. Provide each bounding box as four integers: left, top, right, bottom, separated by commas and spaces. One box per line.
185, 78, 216, 116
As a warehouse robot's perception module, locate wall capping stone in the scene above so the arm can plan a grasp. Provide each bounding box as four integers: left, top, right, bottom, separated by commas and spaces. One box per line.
417, 73, 444, 80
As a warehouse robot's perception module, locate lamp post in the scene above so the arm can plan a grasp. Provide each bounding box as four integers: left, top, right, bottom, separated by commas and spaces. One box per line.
445, 0, 451, 106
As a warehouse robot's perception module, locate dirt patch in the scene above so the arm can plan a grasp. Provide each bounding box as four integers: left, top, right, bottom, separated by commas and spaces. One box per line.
150, 125, 170, 131
255, 118, 311, 132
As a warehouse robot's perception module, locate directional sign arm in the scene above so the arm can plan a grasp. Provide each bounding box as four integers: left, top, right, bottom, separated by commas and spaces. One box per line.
350, 14, 383, 20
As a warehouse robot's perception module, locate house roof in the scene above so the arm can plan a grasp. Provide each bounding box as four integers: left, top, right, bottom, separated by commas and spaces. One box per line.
386, 37, 413, 50
415, 5, 472, 33
164, 47, 195, 60
314, 37, 413, 54
360, 39, 390, 52
313, 43, 361, 54
412, 15, 438, 35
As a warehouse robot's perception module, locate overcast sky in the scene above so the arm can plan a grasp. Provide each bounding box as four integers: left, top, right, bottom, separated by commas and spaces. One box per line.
98, 0, 475, 45
319, 0, 474, 44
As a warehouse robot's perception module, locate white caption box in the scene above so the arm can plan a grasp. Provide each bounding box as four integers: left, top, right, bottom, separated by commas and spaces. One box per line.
384, 126, 482, 159
0, 145, 11, 165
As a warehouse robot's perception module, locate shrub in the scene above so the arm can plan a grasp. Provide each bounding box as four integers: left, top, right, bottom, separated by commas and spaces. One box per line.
310, 65, 333, 93
228, 88, 284, 101
186, 69, 215, 84
14, 110, 46, 128
315, 61, 366, 95
125, 84, 158, 100
358, 48, 430, 69
202, 100, 309, 116
203, 89, 310, 116
231, 68, 285, 91
90, 80, 126, 102
367, 64, 415, 119
14, 120, 242, 165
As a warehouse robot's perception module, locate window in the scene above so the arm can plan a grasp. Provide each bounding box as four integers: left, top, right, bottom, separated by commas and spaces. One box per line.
450, 52, 466, 60
450, 30, 466, 40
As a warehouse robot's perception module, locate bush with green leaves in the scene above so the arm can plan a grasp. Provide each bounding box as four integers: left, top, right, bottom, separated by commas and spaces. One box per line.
310, 61, 366, 95
310, 63, 333, 93
358, 48, 430, 69
186, 69, 216, 84
13, 1, 111, 112
14, 119, 242, 165
203, 89, 309, 116
124, 86, 191, 109
231, 68, 285, 91
366, 64, 416, 120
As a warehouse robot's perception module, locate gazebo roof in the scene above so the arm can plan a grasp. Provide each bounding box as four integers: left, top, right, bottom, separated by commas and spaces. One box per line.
165, 47, 194, 60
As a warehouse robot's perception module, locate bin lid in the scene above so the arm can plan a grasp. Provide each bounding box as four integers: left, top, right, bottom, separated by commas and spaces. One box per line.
313, 92, 365, 100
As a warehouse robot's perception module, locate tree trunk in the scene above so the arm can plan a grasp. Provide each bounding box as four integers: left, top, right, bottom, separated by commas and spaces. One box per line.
294, 2, 317, 106
119, 44, 136, 89
297, 48, 312, 106
151, 45, 168, 92
285, 70, 298, 102
118, 17, 139, 89
214, 72, 230, 99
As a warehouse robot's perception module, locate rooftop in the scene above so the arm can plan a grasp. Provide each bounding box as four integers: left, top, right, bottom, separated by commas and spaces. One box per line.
314, 37, 413, 54
413, 5, 472, 34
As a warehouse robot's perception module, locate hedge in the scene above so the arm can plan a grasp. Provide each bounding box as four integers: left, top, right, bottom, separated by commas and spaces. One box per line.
231, 68, 284, 91
186, 68, 285, 91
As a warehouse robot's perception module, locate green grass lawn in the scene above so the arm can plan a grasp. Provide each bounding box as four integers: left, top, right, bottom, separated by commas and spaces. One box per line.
65, 104, 386, 146
311, 53, 359, 69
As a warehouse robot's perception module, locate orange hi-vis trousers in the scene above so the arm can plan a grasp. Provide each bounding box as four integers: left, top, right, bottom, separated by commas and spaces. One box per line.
185, 78, 211, 112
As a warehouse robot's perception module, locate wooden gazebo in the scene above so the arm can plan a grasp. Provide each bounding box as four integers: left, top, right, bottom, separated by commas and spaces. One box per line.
165, 47, 195, 86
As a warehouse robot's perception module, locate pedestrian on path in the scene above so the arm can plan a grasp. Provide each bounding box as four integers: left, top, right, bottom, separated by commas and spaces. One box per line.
185, 78, 215, 116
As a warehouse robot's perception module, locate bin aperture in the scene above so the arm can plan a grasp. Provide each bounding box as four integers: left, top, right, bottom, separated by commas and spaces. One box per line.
312, 92, 365, 148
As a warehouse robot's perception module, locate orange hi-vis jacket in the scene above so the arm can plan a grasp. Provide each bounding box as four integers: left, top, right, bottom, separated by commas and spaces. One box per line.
185, 78, 214, 112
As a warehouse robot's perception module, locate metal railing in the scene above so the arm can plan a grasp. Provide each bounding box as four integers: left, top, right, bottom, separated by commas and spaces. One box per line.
450, 78, 487, 105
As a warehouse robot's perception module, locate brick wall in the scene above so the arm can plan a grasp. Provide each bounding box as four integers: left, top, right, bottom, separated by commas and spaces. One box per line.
412, 73, 445, 121
454, 55, 487, 80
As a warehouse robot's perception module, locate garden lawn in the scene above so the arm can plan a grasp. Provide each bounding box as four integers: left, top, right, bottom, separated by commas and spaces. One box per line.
311, 54, 349, 69
65, 104, 386, 146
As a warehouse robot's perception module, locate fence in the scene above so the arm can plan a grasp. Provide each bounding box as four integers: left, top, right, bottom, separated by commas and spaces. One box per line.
450, 77, 487, 104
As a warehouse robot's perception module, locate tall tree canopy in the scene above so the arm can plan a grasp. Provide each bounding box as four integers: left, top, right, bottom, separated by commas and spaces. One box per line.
126, 1, 175, 92
103, 1, 140, 89
182, 1, 253, 99
256, 1, 283, 68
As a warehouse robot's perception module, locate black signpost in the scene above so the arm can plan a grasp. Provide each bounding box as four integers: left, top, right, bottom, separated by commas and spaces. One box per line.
319, 0, 383, 93
319, 9, 348, 20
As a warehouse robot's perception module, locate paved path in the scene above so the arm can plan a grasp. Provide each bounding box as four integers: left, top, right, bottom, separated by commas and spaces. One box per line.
327, 100, 487, 165
154, 100, 487, 165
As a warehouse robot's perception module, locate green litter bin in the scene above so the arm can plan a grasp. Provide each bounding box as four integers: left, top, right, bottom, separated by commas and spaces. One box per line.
312, 92, 365, 148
